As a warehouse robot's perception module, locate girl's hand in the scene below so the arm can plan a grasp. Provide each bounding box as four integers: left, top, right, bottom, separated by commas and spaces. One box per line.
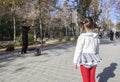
74, 64, 78, 69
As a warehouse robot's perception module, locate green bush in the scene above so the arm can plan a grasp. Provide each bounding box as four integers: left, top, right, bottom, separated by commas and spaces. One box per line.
58, 32, 64, 41
15, 33, 34, 46
28, 33, 34, 43
15, 34, 22, 46
0, 41, 14, 49
65, 36, 71, 41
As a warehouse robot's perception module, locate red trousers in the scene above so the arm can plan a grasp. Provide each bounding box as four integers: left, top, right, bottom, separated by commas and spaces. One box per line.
80, 65, 96, 82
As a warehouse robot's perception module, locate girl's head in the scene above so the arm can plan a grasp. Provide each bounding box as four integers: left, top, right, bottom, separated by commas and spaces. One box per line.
83, 17, 94, 30
78, 17, 98, 32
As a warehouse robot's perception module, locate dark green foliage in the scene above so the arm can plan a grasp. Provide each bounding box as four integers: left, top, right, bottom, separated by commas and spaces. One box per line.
116, 22, 120, 30
77, 0, 92, 20
0, 14, 13, 41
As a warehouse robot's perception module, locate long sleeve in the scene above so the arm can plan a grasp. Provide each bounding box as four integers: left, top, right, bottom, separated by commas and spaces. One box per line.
73, 35, 85, 64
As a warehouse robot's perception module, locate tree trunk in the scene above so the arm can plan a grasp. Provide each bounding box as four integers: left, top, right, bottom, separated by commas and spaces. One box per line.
65, 25, 68, 36
34, 28, 37, 42
13, 12, 16, 42
39, 18, 43, 46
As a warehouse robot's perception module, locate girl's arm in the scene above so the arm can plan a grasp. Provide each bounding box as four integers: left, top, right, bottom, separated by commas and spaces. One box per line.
73, 35, 85, 65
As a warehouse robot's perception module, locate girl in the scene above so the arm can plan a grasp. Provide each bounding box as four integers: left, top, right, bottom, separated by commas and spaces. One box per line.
73, 17, 102, 82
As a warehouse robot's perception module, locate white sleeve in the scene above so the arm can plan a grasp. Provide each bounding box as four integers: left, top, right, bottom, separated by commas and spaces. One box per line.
73, 35, 85, 64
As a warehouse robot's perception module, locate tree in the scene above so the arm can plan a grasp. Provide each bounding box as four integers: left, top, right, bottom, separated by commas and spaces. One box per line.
116, 1, 120, 21
0, 0, 33, 42
77, 0, 92, 21
35, 0, 57, 45
62, 1, 74, 36
88, 0, 102, 22
116, 22, 120, 30
70, 0, 101, 34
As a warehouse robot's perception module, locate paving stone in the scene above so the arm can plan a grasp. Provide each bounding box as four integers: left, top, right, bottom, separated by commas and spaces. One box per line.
0, 39, 120, 82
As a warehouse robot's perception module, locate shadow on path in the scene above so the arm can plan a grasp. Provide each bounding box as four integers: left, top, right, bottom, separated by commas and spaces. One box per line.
100, 39, 113, 45
0, 41, 75, 68
97, 63, 118, 82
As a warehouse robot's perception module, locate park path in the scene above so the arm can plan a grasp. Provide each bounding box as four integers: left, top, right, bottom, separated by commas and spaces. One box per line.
0, 39, 120, 82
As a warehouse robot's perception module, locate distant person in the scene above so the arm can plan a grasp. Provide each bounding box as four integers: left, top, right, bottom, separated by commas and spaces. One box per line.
115, 31, 119, 39
109, 30, 114, 41
99, 32, 103, 39
73, 17, 102, 82
21, 21, 33, 54
36, 32, 44, 41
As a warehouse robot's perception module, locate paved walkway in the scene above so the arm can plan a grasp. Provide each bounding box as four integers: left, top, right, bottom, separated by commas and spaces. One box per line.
0, 39, 120, 82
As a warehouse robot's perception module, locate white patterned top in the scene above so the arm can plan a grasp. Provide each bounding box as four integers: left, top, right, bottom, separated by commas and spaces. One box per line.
73, 32, 102, 68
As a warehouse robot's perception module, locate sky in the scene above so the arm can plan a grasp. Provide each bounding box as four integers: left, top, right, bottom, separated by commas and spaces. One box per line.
57, 0, 120, 25
56, 0, 75, 8
102, 0, 120, 25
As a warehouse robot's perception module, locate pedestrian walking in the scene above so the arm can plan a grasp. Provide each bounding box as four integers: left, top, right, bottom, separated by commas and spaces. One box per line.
109, 30, 114, 41
21, 21, 33, 54
73, 17, 102, 82
115, 31, 119, 39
